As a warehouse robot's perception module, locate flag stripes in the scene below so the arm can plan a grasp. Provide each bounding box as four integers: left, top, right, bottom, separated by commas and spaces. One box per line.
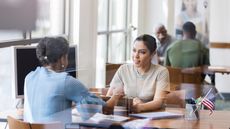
202, 98, 214, 114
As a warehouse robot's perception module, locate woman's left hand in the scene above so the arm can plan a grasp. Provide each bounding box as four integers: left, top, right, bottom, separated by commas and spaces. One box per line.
131, 104, 141, 113
133, 97, 143, 105
131, 97, 144, 113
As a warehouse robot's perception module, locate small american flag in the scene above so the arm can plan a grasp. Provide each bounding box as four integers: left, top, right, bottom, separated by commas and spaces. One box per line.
201, 97, 214, 115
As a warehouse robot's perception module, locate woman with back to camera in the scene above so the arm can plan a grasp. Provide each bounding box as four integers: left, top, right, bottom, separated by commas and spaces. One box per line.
23, 37, 122, 126
106, 34, 170, 113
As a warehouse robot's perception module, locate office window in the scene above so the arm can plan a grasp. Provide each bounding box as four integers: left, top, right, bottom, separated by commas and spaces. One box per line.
96, 0, 138, 87
108, 33, 126, 62
98, 0, 108, 32
97, 0, 129, 63
110, 0, 126, 30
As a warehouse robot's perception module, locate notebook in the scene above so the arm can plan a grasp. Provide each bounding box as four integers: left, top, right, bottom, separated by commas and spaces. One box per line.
129, 111, 184, 119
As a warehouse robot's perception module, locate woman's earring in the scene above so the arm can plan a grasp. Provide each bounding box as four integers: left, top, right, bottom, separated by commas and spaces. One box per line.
61, 64, 65, 68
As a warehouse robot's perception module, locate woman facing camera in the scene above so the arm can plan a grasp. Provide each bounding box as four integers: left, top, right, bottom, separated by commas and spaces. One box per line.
24, 37, 122, 126
107, 34, 170, 113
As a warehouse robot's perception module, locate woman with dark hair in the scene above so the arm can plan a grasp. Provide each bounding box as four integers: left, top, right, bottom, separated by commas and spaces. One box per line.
24, 37, 122, 126
107, 34, 170, 113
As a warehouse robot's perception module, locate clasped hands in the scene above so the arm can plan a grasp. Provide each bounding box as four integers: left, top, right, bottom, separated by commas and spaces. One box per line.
112, 86, 143, 113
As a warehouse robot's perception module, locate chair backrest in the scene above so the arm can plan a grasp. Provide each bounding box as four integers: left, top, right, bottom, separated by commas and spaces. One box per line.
30, 122, 63, 129
167, 67, 182, 89
7, 116, 63, 129
7, 116, 31, 129
105, 63, 122, 86
167, 66, 203, 87
181, 67, 203, 84
166, 67, 203, 108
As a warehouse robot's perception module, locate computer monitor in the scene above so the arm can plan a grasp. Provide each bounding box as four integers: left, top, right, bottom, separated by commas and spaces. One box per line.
12, 45, 78, 98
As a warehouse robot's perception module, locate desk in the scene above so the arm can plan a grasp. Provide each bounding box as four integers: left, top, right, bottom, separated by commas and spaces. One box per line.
74, 108, 230, 129
2, 107, 230, 129
141, 108, 230, 129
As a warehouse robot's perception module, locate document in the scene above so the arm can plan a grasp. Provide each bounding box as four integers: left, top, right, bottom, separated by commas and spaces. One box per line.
129, 111, 184, 119
77, 113, 129, 128
89, 113, 129, 122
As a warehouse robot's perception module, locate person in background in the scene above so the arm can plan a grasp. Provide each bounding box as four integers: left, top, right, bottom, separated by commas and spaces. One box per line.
24, 37, 122, 126
154, 24, 175, 65
165, 21, 209, 68
166, 21, 215, 101
107, 34, 170, 113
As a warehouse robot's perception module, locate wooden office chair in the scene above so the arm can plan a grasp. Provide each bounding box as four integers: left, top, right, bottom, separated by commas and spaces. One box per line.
167, 66, 203, 85
7, 116, 63, 129
166, 67, 203, 107
105, 63, 122, 86
181, 67, 203, 84
7, 116, 30, 129
167, 66, 182, 88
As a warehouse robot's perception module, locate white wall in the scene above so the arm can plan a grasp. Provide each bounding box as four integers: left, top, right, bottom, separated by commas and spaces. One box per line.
210, 0, 230, 93
138, 0, 174, 36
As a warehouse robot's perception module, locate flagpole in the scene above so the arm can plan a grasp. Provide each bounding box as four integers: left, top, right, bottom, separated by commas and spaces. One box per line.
202, 88, 212, 100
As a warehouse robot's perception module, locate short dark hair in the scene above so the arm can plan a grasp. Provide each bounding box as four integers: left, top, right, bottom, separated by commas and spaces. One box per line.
36, 37, 69, 65
183, 21, 196, 34
134, 34, 156, 54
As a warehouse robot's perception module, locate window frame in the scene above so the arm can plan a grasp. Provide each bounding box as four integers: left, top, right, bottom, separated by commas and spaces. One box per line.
97, 0, 130, 63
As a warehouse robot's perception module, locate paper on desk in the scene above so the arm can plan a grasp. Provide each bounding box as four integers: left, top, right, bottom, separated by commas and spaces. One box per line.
89, 113, 129, 123
129, 111, 183, 119
123, 119, 151, 129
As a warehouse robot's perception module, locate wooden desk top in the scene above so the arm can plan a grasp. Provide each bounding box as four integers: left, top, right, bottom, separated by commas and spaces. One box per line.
4, 107, 229, 129
142, 108, 230, 129
77, 107, 230, 129
207, 66, 230, 74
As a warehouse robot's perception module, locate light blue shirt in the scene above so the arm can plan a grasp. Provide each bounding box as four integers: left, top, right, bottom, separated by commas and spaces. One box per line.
24, 67, 105, 124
